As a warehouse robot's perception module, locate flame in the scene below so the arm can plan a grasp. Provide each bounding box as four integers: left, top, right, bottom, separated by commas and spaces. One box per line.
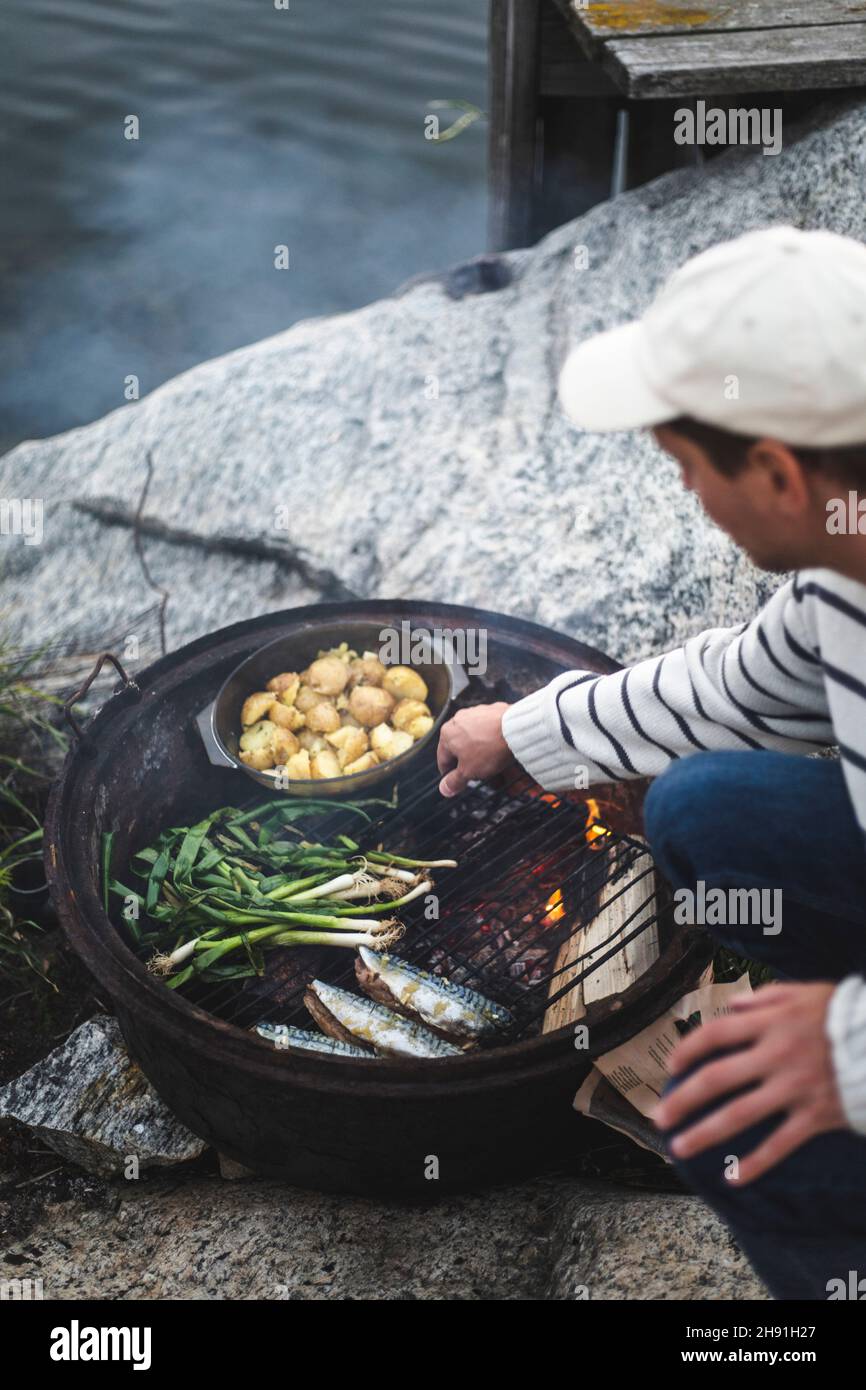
584, 797, 611, 850
542, 887, 565, 926
539, 800, 611, 927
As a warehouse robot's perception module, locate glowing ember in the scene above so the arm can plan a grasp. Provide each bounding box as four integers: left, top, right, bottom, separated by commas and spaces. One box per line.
584, 797, 611, 850
542, 887, 565, 926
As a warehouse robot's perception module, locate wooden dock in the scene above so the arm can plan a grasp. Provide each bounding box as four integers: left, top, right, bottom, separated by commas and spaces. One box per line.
489, 0, 866, 250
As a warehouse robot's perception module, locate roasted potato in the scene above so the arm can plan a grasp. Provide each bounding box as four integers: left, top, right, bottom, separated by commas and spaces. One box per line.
382, 665, 428, 703
272, 728, 300, 762
297, 729, 327, 754
278, 678, 301, 709
381, 729, 414, 759
239, 747, 274, 771
306, 656, 350, 697
392, 698, 431, 732
241, 692, 275, 727
327, 726, 369, 769
406, 715, 434, 741
349, 654, 386, 687
240, 719, 279, 753
310, 749, 342, 780
269, 701, 305, 732
306, 700, 341, 735
294, 685, 322, 715
348, 685, 396, 728
369, 722, 395, 756
284, 749, 312, 780
266, 672, 300, 698
342, 750, 380, 776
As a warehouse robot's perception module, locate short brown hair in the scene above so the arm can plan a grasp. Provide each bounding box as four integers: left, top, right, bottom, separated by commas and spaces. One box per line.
667, 416, 866, 486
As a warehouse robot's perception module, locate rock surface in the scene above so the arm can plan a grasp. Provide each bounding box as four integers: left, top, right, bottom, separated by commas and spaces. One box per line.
549, 1184, 766, 1301
0, 1017, 207, 1177
0, 1171, 766, 1300
4, 97, 866, 664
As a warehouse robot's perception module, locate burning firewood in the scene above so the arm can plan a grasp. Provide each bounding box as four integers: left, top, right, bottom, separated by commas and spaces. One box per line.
543, 818, 660, 1033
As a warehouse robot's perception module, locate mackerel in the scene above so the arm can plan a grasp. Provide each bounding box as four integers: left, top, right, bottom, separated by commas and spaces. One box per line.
305, 978, 462, 1059
254, 1022, 373, 1058
355, 945, 514, 1042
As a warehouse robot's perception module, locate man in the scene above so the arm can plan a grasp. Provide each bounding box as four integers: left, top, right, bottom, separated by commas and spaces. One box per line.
435, 227, 866, 1300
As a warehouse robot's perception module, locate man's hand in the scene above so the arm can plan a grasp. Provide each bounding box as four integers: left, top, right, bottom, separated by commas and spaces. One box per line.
652, 981, 847, 1184
437, 702, 515, 797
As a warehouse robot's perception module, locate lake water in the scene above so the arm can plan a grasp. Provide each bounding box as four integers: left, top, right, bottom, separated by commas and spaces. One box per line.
0, 0, 487, 452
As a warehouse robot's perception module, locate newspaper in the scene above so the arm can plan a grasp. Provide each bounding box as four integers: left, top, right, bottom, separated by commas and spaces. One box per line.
574, 972, 753, 1140
573, 1069, 669, 1156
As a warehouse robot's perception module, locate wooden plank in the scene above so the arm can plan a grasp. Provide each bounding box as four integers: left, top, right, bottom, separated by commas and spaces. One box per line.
543, 921, 586, 1032
539, 52, 620, 98
543, 839, 660, 1033
602, 23, 866, 96
558, 1, 866, 47
488, 0, 543, 251
582, 843, 659, 1007
540, 2, 620, 96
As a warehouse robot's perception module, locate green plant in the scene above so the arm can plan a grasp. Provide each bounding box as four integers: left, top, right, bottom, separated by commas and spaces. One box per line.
0, 643, 66, 991
713, 945, 773, 989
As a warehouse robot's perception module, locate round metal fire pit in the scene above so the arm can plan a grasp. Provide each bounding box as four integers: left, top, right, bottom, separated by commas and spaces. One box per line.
45, 600, 709, 1195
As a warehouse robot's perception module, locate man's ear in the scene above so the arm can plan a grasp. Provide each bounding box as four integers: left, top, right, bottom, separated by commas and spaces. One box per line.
744, 439, 812, 515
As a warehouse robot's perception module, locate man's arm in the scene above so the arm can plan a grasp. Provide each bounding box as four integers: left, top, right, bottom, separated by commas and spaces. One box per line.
502, 577, 832, 792
827, 976, 866, 1135
437, 578, 832, 796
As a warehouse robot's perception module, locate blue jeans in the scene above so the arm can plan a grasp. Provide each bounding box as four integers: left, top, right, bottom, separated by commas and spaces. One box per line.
644, 750, 866, 1301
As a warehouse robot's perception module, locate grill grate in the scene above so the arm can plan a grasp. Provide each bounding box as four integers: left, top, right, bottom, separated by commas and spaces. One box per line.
131, 753, 673, 1048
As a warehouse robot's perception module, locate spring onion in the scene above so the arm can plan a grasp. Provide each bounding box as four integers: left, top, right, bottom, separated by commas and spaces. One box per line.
102, 799, 455, 990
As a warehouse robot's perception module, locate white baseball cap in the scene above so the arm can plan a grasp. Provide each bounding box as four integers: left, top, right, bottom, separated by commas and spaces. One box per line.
558, 226, 866, 447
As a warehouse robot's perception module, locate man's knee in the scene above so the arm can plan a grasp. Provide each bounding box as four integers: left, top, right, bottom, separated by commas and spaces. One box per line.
644, 752, 770, 955
659, 1058, 766, 1206
644, 752, 731, 881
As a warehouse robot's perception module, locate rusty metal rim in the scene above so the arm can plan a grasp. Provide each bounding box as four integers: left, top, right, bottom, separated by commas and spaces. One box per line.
46, 599, 704, 1094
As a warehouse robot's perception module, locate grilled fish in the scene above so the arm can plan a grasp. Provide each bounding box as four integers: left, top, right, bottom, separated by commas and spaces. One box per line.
355, 945, 514, 1043
305, 979, 462, 1059
254, 1022, 373, 1058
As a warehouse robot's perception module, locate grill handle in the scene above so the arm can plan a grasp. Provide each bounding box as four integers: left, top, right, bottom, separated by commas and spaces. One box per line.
196, 701, 236, 769
63, 652, 141, 754
424, 631, 470, 700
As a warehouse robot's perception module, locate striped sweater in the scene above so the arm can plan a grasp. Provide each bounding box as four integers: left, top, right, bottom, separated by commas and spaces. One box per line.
502, 568, 866, 1135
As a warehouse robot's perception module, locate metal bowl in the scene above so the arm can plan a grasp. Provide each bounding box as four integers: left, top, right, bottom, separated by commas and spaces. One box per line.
196, 618, 467, 796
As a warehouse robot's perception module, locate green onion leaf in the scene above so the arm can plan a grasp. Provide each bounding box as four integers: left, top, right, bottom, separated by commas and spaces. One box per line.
145, 846, 172, 914
174, 816, 216, 881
